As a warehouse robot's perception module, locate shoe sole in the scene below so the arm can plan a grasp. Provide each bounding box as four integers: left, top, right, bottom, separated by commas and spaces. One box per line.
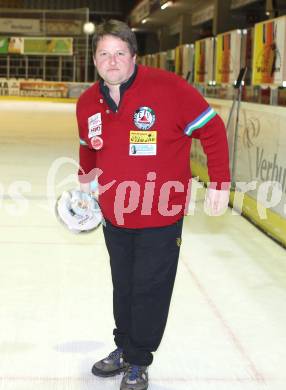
120, 385, 148, 390
92, 366, 126, 378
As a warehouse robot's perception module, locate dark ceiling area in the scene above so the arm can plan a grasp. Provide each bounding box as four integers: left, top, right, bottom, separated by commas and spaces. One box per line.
0, 0, 135, 21
0, 0, 135, 12
1, 0, 286, 43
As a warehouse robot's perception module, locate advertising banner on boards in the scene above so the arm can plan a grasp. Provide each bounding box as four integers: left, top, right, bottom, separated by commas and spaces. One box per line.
0, 18, 40, 34
252, 16, 286, 85
175, 44, 194, 80
194, 37, 215, 84
19, 81, 68, 98
0, 37, 9, 53
23, 37, 73, 56
0, 36, 73, 55
191, 98, 286, 246
7, 37, 23, 54
192, 98, 286, 218
0, 78, 20, 96
215, 30, 243, 84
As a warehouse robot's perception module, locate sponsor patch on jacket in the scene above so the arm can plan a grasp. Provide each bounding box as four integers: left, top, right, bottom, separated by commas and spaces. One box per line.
129, 130, 157, 156
133, 107, 155, 130
88, 113, 102, 138
91, 136, 103, 150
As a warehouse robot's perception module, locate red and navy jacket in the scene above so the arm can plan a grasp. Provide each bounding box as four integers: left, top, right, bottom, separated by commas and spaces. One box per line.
76, 65, 230, 228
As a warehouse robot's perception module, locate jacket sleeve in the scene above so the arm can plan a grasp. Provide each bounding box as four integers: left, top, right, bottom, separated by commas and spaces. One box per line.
192, 114, 231, 189
76, 100, 97, 184
78, 145, 97, 183
175, 77, 231, 189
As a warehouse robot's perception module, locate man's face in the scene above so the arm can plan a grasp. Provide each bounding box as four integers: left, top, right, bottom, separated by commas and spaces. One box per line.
94, 35, 136, 87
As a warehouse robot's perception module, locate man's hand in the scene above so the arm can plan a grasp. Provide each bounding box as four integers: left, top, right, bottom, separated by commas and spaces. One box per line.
80, 180, 99, 198
80, 182, 91, 193
205, 188, 230, 216
56, 189, 103, 233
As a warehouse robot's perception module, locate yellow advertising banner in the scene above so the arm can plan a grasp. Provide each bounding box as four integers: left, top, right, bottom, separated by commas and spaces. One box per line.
252, 16, 286, 85
1, 36, 73, 55
175, 45, 183, 76
195, 40, 205, 83
215, 30, 243, 84
23, 37, 73, 56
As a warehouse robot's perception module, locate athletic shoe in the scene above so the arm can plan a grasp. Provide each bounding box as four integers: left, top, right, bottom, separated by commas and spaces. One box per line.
91, 347, 128, 377
120, 364, 148, 390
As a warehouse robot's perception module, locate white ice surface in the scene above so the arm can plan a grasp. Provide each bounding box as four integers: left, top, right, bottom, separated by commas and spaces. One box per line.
0, 100, 285, 390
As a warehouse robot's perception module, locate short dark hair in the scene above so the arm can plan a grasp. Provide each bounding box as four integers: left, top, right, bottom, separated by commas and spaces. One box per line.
92, 19, 137, 57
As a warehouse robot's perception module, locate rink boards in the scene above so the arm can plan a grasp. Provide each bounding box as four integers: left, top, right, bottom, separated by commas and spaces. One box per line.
192, 98, 286, 247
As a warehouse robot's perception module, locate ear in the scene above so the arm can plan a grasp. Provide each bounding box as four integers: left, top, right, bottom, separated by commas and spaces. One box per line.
93, 56, 97, 67
132, 55, 136, 64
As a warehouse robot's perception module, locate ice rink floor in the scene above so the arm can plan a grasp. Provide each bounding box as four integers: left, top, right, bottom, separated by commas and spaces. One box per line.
0, 100, 286, 390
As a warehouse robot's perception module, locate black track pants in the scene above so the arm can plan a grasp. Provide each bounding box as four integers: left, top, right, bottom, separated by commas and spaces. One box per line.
103, 218, 183, 366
